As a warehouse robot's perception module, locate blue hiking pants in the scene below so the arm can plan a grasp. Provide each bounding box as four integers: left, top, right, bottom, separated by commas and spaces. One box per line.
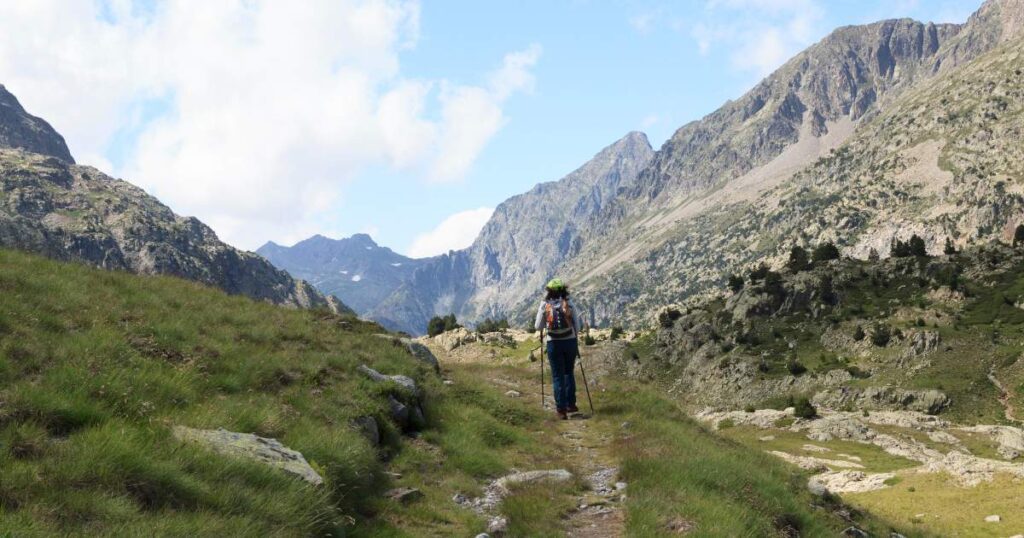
546, 338, 578, 410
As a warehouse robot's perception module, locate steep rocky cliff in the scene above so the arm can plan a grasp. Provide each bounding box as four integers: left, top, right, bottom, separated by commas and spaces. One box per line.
0, 84, 74, 163
0, 88, 349, 313
257, 233, 433, 314
371, 131, 653, 334
576, 5, 1024, 327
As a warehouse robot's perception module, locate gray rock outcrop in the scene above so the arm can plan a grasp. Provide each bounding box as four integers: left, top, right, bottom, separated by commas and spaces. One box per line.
812, 387, 950, 415
374, 334, 440, 372
172, 426, 323, 485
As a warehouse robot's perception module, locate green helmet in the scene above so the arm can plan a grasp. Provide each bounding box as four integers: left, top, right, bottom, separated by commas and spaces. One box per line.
545, 278, 567, 291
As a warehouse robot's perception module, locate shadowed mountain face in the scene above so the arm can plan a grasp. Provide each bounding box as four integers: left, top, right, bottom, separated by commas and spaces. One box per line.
257, 234, 433, 315
0, 85, 74, 163
377, 0, 1024, 333
0, 89, 350, 314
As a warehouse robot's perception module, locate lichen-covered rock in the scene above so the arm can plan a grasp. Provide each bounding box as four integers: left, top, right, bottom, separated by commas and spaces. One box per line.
960, 425, 1024, 460
385, 487, 423, 504
812, 386, 950, 414
351, 416, 380, 446
357, 364, 419, 396
375, 334, 440, 372
172, 426, 323, 485
433, 327, 479, 351
907, 330, 941, 356
808, 471, 894, 494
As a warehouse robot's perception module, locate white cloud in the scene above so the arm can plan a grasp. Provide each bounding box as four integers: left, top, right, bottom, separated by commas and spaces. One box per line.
641, 114, 660, 128
407, 207, 494, 258
689, 0, 825, 77
629, 12, 656, 34
0, 1, 539, 249
429, 44, 542, 182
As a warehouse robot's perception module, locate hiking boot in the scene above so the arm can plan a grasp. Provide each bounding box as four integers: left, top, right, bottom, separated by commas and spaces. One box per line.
556, 409, 568, 420
567, 405, 579, 413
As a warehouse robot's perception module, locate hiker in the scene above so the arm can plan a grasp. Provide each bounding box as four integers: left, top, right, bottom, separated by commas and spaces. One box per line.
535, 278, 583, 420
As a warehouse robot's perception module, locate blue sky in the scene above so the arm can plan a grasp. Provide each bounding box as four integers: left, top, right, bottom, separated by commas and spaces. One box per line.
0, 0, 982, 256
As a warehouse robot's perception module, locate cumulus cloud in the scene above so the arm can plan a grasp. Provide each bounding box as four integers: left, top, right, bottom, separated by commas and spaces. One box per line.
429, 44, 541, 182
691, 0, 825, 77
0, 1, 539, 249
407, 207, 494, 258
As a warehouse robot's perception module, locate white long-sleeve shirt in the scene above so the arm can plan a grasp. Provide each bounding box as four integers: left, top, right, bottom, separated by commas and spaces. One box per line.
534, 298, 583, 342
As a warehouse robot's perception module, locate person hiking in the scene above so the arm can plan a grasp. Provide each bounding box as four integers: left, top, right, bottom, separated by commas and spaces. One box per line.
535, 278, 583, 420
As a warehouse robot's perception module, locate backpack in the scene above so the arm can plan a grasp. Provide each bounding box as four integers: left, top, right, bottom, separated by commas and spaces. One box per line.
544, 298, 575, 338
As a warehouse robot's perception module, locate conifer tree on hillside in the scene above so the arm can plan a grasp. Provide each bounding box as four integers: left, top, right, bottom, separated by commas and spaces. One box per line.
944, 237, 957, 255
811, 241, 841, 263
909, 234, 928, 257
891, 238, 911, 258
787, 246, 810, 273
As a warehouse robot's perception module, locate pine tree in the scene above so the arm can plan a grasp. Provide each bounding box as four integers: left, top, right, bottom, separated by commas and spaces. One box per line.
787, 246, 810, 273
891, 238, 911, 258
943, 237, 956, 255
908, 234, 928, 257
811, 241, 841, 263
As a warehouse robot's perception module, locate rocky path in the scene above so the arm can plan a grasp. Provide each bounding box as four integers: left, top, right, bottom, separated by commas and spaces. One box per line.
556, 409, 626, 536
436, 341, 627, 537
988, 366, 1019, 424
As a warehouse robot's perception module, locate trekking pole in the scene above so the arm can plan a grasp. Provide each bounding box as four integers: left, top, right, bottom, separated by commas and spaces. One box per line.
577, 350, 594, 415
539, 329, 545, 410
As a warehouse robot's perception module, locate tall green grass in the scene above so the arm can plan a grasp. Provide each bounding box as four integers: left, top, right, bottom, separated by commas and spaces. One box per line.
0, 249, 432, 535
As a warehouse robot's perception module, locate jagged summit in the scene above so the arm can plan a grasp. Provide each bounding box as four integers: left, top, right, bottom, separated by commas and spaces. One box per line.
257, 232, 431, 317
0, 84, 74, 163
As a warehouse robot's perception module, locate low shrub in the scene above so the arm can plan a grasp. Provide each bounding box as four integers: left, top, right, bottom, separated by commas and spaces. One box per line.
793, 397, 817, 419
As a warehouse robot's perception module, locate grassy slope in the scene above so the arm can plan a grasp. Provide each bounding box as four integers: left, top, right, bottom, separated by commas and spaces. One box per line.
1, 249, 919, 536
0, 248, 426, 535
596, 382, 923, 538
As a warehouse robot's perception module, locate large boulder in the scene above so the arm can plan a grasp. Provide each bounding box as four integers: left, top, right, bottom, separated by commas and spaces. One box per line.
433, 327, 478, 351
172, 426, 323, 485
375, 334, 440, 372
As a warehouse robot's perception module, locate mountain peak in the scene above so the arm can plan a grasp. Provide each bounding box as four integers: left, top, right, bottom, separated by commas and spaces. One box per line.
974, 0, 1024, 39
0, 84, 75, 163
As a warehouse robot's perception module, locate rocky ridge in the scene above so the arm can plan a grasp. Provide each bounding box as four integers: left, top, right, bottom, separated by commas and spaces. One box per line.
258, 233, 432, 316
570, 0, 1024, 326
0, 85, 73, 163
0, 88, 349, 313
376, 0, 1024, 334
371, 132, 654, 334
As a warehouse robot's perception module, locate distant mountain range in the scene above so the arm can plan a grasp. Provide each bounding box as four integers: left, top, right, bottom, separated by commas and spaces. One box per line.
0, 84, 351, 314
257, 234, 434, 316
270, 0, 1023, 335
